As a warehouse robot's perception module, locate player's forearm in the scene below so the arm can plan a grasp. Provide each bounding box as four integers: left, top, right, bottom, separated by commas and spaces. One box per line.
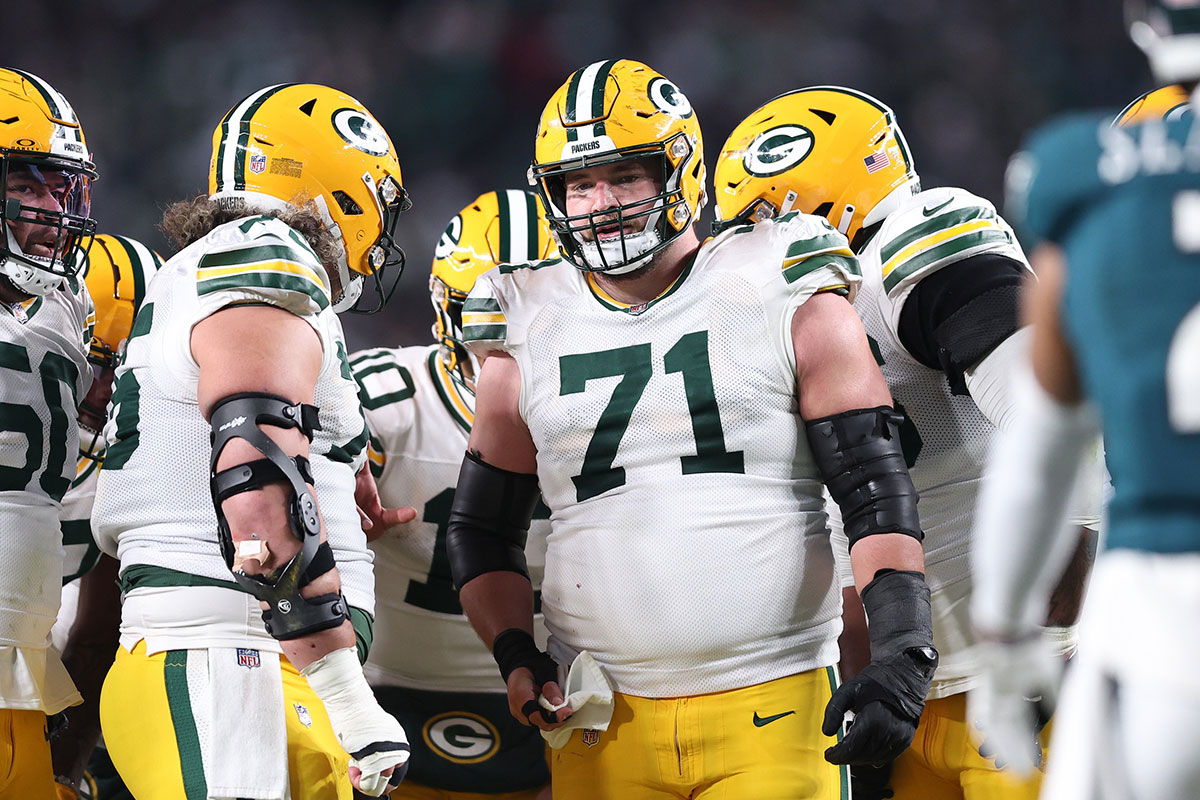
848, 533, 926, 595
459, 570, 537, 650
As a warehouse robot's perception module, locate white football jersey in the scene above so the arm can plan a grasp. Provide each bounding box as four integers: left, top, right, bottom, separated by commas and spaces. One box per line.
352, 344, 550, 692
61, 456, 101, 584
93, 215, 374, 652
464, 213, 860, 697
0, 276, 91, 710
837, 186, 1031, 697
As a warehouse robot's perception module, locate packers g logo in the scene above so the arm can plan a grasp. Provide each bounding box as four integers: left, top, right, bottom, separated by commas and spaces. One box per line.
648, 77, 693, 118
434, 215, 463, 259
331, 107, 390, 156
422, 712, 500, 764
743, 125, 815, 177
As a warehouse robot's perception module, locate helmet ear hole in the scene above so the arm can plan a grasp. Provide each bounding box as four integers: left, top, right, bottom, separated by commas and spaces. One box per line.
332, 190, 362, 215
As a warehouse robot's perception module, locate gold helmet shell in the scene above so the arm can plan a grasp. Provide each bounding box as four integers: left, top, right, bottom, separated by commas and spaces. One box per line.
208, 83, 411, 312
430, 189, 556, 392
530, 59, 705, 274
0, 68, 98, 295
81, 233, 162, 368
1116, 84, 1192, 126
714, 86, 918, 250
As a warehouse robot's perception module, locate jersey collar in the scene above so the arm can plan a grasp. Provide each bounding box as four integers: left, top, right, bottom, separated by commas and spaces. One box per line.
583, 251, 698, 316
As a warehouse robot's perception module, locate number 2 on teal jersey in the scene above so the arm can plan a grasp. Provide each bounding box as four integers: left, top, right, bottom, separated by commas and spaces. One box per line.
559, 330, 745, 502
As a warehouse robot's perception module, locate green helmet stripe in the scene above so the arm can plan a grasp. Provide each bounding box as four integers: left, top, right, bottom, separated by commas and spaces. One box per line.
564, 60, 616, 143
111, 235, 160, 312
497, 190, 513, 263
233, 83, 297, 191
8, 68, 66, 121
524, 190, 540, 260
214, 83, 297, 194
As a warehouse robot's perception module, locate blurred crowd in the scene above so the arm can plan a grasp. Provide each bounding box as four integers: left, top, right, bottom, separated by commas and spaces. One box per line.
10, 0, 1148, 349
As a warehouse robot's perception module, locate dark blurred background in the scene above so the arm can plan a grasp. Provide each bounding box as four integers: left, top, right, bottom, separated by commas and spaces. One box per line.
9, 0, 1149, 350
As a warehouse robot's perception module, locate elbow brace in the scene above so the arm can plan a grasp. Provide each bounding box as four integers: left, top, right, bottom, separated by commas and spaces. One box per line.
447, 451, 541, 591
209, 392, 348, 640
806, 406, 922, 549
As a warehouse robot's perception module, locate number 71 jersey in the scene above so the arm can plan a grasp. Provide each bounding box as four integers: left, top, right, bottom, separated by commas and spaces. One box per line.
464, 213, 860, 698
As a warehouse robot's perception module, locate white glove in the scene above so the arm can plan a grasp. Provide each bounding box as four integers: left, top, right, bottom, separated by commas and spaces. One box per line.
301, 647, 410, 795
968, 632, 1061, 777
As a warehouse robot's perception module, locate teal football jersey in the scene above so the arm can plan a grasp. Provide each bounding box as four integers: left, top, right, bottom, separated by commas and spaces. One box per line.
1008, 111, 1200, 553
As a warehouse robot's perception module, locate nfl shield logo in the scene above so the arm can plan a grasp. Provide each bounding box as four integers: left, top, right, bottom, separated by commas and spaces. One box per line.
249, 153, 267, 174
294, 702, 313, 728
236, 648, 261, 669
581, 729, 600, 748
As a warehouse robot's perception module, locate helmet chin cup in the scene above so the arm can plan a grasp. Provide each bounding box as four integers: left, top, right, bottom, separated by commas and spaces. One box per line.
1, 231, 66, 296
578, 225, 662, 274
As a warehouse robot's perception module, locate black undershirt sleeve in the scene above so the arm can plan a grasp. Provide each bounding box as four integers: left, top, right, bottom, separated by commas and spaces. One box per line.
895, 252, 1026, 395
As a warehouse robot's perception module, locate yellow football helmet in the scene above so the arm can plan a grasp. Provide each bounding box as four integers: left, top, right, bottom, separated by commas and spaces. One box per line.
82, 233, 163, 368
208, 83, 411, 312
1116, 84, 1192, 126
713, 86, 918, 251
530, 59, 705, 274
77, 233, 162, 460
431, 189, 556, 392
0, 68, 98, 296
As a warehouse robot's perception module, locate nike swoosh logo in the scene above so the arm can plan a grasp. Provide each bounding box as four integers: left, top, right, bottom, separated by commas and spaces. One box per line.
922, 199, 953, 217
753, 710, 796, 727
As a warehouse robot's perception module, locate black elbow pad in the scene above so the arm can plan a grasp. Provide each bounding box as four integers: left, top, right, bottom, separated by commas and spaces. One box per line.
806, 406, 922, 549
447, 451, 541, 590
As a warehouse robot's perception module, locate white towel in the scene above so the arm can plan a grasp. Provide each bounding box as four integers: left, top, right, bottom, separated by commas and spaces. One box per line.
203, 647, 290, 799
539, 651, 614, 750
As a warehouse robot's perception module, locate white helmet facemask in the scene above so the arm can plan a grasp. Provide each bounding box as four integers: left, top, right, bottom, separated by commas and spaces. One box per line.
576, 200, 666, 275
2, 225, 66, 295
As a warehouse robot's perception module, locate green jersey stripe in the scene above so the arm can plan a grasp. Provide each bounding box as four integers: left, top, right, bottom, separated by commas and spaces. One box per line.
883, 229, 1012, 293
784, 232, 850, 262
164, 651, 208, 800
463, 323, 507, 342
196, 272, 330, 310
197, 243, 309, 270
783, 253, 859, 285
499, 257, 562, 274
463, 296, 502, 313
498, 190, 513, 264
880, 206, 999, 265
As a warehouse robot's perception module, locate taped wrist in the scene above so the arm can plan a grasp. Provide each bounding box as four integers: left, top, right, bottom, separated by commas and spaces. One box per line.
447, 451, 541, 590
492, 628, 558, 687
859, 569, 938, 720
806, 407, 922, 548
209, 392, 348, 640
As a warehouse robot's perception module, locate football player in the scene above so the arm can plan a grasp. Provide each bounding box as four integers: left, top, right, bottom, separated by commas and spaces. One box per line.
352, 189, 555, 799
970, 2, 1200, 798
50, 234, 161, 800
713, 87, 1106, 800
447, 59, 938, 799
92, 84, 414, 798
0, 67, 98, 798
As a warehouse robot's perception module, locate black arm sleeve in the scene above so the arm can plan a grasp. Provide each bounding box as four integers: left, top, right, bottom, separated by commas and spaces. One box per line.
896, 253, 1025, 395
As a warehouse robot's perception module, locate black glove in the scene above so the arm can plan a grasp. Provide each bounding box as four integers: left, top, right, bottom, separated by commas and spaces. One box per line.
823, 569, 938, 766
492, 628, 560, 725
851, 761, 895, 800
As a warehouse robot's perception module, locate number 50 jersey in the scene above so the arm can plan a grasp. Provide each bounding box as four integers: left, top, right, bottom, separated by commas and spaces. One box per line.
464, 213, 861, 698
351, 343, 549, 691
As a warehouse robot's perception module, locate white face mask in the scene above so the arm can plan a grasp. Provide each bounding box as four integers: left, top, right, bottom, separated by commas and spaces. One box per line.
575, 203, 665, 275
2, 227, 66, 296
77, 421, 105, 462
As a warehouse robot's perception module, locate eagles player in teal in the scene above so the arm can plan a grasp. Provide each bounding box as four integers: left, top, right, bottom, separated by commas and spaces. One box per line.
970, 2, 1200, 797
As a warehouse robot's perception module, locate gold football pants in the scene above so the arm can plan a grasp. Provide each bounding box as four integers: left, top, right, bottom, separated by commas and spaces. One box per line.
101, 640, 352, 800
0, 707, 55, 799
550, 668, 847, 800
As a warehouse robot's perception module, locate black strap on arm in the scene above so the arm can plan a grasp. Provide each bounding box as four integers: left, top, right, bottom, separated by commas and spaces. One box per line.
806, 406, 922, 549
209, 392, 348, 640
447, 450, 541, 591
896, 253, 1025, 395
